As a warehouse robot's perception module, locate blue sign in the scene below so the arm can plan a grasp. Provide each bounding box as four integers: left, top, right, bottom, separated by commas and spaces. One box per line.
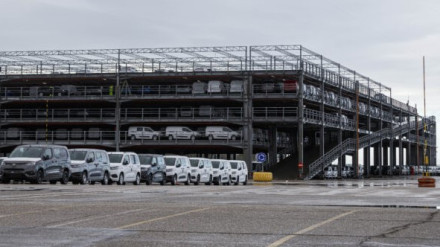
256, 152, 267, 162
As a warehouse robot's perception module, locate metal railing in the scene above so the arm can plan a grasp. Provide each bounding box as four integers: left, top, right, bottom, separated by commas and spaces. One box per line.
252, 107, 298, 120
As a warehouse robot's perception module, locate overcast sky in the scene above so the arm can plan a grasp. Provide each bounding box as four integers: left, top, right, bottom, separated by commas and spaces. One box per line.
1, 0, 439, 118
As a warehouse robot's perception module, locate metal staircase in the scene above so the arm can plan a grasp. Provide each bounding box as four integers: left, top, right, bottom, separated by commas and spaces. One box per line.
305, 121, 418, 180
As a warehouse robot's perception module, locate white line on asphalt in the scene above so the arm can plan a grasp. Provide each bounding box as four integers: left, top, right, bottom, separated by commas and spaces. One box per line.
48, 208, 147, 228
0, 191, 99, 200
267, 210, 358, 247
116, 207, 210, 229
0, 206, 74, 219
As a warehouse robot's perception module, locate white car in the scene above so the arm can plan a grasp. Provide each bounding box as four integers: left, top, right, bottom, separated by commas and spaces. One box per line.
165, 126, 201, 141
205, 126, 240, 141
108, 152, 141, 185
189, 158, 213, 185
128, 126, 161, 140
164, 155, 191, 185
210, 159, 232, 185
229, 160, 248, 185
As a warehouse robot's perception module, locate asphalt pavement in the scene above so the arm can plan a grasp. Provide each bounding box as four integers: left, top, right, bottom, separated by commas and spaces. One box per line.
0, 177, 439, 246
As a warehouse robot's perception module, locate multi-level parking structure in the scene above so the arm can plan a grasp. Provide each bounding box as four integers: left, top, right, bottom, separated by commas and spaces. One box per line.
0, 45, 436, 179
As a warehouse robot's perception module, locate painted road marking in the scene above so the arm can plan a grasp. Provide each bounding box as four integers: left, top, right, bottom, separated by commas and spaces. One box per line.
267, 210, 357, 247
0, 206, 74, 219
48, 208, 146, 228
117, 207, 210, 229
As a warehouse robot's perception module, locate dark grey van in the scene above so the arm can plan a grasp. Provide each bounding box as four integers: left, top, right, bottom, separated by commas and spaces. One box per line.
69, 149, 110, 185
139, 154, 166, 185
1, 145, 71, 184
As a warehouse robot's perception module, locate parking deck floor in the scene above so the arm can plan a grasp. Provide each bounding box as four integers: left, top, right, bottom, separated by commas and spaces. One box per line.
0, 177, 439, 246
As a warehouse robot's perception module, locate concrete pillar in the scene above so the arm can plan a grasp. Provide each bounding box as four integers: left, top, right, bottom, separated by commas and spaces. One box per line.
363, 147, 370, 177
268, 126, 277, 166
392, 145, 397, 166
378, 141, 383, 176
242, 76, 253, 171
383, 144, 389, 167
374, 143, 380, 174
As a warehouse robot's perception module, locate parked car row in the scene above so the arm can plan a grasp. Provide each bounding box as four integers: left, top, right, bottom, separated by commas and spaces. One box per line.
128, 126, 241, 141
0, 144, 249, 186
0, 126, 292, 146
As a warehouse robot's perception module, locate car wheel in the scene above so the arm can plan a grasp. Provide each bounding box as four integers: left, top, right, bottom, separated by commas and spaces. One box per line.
134, 173, 140, 185
171, 174, 177, 185
231, 135, 236, 141
101, 172, 109, 185
185, 174, 190, 185
130, 135, 136, 140
146, 173, 153, 185
190, 135, 195, 141
208, 135, 213, 141
243, 176, 247, 185
153, 135, 158, 141
194, 175, 200, 185
168, 135, 173, 140
205, 175, 212, 185
234, 177, 239, 186
60, 170, 69, 184
80, 172, 88, 185
117, 173, 124, 185
160, 173, 166, 185
34, 169, 44, 184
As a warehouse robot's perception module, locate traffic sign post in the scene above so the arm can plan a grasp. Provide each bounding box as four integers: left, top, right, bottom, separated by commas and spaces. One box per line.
255, 153, 267, 171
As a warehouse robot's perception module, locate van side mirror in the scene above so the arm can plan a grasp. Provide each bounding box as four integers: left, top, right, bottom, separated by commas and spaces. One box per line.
123, 160, 129, 165
86, 157, 94, 163
152, 161, 157, 166
42, 155, 50, 161
176, 163, 181, 168
199, 164, 204, 169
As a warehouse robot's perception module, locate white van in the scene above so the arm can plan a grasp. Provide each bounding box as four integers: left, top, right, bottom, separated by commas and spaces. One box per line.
165, 126, 200, 140
229, 80, 244, 93
128, 126, 161, 140
108, 152, 141, 185
207, 80, 225, 93
229, 160, 248, 185
210, 159, 232, 185
192, 81, 207, 94
205, 126, 240, 141
164, 155, 191, 185
189, 158, 213, 185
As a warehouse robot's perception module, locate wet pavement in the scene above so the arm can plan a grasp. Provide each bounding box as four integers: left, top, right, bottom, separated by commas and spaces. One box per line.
0, 177, 438, 246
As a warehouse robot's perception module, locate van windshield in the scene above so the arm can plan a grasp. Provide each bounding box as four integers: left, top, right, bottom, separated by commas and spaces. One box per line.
10, 146, 44, 158
230, 162, 238, 169
211, 161, 220, 168
69, 151, 87, 161
164, 157, 176, 166
189, 159, 199, 167
109, 154, 123, 163
139, 155, 153, 165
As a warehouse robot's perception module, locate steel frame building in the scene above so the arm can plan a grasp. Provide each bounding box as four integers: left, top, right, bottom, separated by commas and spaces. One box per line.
0, 45, 436, 179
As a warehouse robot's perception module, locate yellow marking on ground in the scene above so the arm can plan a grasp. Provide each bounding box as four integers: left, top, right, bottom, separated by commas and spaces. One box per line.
267, 210, 357, 247
117, 207, 210, 229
